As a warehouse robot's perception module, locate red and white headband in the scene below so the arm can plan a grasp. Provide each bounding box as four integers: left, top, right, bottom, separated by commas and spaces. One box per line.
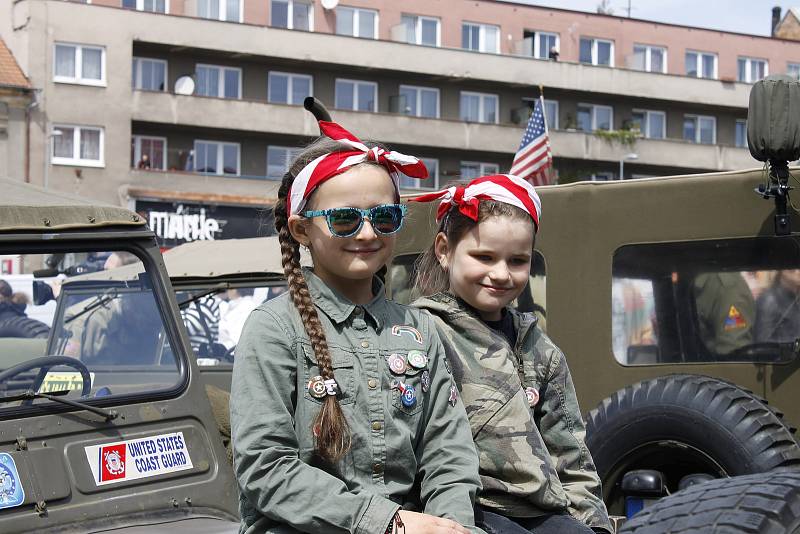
288, 121, 428, 215
410, 174, 542, 231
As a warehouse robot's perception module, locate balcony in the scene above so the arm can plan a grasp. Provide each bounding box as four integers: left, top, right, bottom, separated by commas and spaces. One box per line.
132, 91, 757, 173
42, 0, 752, 109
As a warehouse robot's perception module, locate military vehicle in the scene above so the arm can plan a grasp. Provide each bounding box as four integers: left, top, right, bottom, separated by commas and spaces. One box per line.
390, 75, 800, 526
0, 178, 240, 533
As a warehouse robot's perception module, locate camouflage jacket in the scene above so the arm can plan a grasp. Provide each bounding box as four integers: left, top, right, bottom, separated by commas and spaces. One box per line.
414, 293, 612, 533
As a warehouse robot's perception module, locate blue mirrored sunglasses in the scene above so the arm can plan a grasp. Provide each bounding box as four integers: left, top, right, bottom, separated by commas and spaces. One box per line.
302, 204, 408, 238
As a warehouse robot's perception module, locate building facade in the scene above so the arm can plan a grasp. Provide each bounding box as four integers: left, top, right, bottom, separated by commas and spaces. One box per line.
1, 0, 795, 243
0, 36, 33, 189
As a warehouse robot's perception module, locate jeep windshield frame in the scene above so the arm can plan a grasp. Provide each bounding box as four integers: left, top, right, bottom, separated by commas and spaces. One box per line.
0, 229, 191, 419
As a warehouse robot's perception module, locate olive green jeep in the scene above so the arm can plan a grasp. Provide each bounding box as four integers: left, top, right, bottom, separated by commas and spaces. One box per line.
0, 178, 240, 533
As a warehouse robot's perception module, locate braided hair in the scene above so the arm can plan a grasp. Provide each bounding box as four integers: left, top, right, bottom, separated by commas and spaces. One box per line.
274, 137, 387, 462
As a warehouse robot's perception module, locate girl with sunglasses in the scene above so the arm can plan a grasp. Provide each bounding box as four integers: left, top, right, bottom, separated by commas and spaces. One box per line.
230, 121, 484, 534
411, 175, 612, 534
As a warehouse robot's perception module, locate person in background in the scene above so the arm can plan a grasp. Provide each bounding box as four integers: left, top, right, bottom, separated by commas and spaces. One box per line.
693, 272, 755, 355
218, 287, 258, 350
0, 279, 26, 322
755, 269, 800, 343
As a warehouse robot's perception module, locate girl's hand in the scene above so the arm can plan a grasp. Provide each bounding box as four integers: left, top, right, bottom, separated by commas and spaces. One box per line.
395, 511, 472, 534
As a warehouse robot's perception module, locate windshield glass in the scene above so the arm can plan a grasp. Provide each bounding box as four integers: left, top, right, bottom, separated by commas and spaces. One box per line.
177, 284, 287, 366
0, 249, 183, 410
612, 236, 800, 365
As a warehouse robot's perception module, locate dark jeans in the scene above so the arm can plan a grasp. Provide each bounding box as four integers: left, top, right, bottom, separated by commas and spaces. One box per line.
475, 507, 595, 534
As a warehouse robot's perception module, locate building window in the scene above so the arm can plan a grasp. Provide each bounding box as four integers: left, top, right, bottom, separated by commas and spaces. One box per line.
267, 145, 302, 179
579, 37, 614, 66
398, 85, 439, 118
631, 109, 665, 139
198, 0, 241, 22
632, 44, 666, 73
521, 98, 558, 129
788, 63, 800, 80
399, 14, 440, 46
462, 22, 500, 53
131, 135, 167, 170
460, 161, 499, 180
336, 6, 377, 39
683, 115, 716, 145
335, 79, 378, 112
194, 140, 240, 176
196, 64, 241, 99
577, 104, 613, 132
132, 57, 167, 91
544, 99, 558, 129
735, 119, 747, 148
523, 30, 559, 60
53, 43, 105, 86
737, 57, 768, 83
51, 125, 104, 167
122, 0, 168, 13
271, 0, 313, 31
685, 50, 717, 79
268, 72, 312, 105
591, 172, 616, 181
400, 158, 439, 190
460, 91, 498, 124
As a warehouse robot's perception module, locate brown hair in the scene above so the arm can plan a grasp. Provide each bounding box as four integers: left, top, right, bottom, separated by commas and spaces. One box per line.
413, 200, 532, 296
274, 136, 388, 462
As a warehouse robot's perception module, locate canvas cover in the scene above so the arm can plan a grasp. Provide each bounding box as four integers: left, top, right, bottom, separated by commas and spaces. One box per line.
747, 74, 800, 163
0, 177, 145, 232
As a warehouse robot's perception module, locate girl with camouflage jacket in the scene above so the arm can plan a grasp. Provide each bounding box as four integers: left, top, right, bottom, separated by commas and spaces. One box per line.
411, 174, 612, 534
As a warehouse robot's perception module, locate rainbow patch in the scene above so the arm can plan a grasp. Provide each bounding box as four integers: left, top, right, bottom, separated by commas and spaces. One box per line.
391, 325, 423, 344
723, 305, 748, 331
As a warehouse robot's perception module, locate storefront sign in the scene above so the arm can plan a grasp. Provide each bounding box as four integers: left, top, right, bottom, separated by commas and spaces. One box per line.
135, 200, 274, 248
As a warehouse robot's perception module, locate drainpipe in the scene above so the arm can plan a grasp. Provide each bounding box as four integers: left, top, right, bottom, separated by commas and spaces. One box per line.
24, 90, 39, 184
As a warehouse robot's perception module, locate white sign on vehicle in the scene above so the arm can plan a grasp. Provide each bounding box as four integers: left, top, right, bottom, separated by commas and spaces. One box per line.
84, 432, 193, 486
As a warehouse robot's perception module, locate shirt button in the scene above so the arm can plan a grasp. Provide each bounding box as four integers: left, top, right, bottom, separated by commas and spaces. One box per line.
354, 307, 363, 315
372, 421, 382, 431
368, 378, 378, 389
372, 462, 383, 474
360, 341, 369, 349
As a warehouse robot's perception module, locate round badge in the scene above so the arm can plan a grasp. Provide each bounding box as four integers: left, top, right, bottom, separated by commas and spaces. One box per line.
421, 370, 431, 393
525, 386, 540, 407
388, 354, 408, 375
308, 375, 327, 399
407, 350, 428, 369
401, 384, 417, 407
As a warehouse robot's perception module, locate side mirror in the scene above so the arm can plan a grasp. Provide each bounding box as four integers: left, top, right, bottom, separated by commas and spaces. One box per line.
32, 280, 55, 306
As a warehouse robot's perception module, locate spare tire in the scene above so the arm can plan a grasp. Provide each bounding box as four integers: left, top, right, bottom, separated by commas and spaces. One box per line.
586, 374, 800, 514
0, 316, 50, 339
620, 469, 800, 533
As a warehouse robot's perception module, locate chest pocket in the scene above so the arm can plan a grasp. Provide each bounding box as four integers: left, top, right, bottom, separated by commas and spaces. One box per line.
302, 343, 356, 406
382, 349, 427, 416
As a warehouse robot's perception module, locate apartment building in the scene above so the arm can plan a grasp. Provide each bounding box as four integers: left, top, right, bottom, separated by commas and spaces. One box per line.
0, 37, 32, 196
1, 0, 795, 245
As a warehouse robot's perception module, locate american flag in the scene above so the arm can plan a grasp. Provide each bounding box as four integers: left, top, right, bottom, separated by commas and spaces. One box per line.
510, 96, 552, 186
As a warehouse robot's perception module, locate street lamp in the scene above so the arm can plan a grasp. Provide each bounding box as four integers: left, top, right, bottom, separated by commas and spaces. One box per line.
619, 153, 638, 180
43, 128, 63, 190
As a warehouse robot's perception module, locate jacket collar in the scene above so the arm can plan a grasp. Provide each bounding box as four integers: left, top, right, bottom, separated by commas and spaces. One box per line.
303, 267, 386, 329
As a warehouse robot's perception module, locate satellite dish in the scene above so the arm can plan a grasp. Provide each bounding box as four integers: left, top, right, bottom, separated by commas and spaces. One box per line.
321, 0, 338, 9
174, 76, 196, 96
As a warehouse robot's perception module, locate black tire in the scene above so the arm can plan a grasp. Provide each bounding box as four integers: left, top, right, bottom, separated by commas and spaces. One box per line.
620, 470, 800, 533
0, 316, 50, 339
586, 374, 800, 514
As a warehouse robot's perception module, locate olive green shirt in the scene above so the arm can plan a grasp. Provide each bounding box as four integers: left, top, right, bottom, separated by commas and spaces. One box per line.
694, 272, 755, 355
231, 269, 483, 534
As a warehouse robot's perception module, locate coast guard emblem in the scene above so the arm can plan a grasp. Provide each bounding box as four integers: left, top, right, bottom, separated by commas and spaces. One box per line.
0, 453, 24, 509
